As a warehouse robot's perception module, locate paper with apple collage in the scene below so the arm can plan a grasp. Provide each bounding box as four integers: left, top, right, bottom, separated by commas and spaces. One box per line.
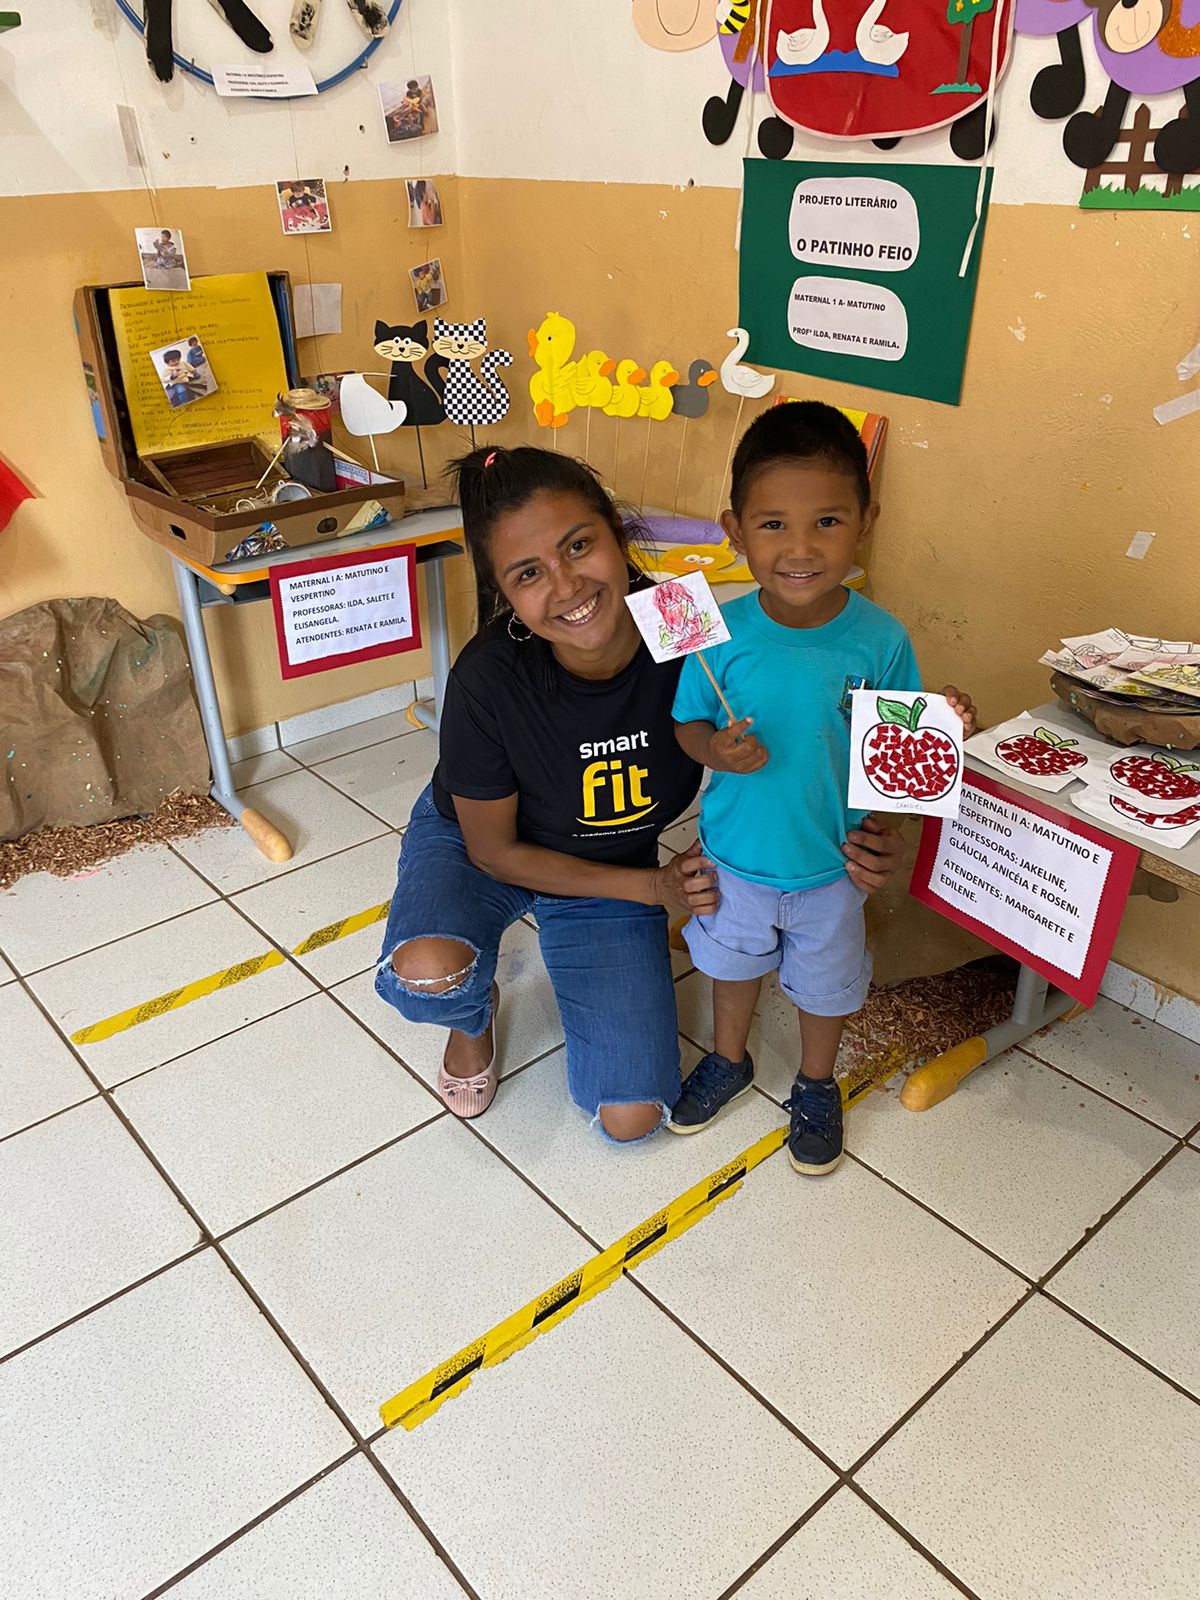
968, 713, 1200, 850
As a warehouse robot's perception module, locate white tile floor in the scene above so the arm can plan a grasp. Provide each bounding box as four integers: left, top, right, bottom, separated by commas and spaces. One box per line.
2, 730, 1199, 1597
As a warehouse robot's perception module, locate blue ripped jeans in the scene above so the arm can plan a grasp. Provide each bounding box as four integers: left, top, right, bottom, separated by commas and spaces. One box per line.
374, 787, 681, 1136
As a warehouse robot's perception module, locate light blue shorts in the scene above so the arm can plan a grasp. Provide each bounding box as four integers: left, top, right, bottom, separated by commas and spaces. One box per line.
684, 867, 871, 1017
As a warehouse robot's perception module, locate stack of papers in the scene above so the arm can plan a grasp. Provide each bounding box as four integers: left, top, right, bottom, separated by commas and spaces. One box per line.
1039, 629, 1200, 707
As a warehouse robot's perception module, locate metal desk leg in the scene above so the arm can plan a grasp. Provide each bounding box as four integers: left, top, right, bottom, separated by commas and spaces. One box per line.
410, 554, 451, 733
900, 962, 1080, 1111
173, 560, 293, 863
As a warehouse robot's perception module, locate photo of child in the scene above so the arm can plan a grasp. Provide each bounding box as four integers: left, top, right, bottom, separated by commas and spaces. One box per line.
379, 77, 439, 143
135, 226, 191, 291
409, 258, 447, 314
306, 371, 351, 410
149, 336, 219, 409
275, 178, 332, 235
405, 178, 443, 228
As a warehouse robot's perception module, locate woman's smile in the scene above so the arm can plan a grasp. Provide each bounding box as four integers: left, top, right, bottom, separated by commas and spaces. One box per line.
555, 591, 604, 627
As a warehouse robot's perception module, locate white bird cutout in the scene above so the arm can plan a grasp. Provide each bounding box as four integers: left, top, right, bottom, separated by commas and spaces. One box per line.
776, 0, 829, 67
720, 328, 776, 400
339, 373, 407, 437
855, 0, 909, 66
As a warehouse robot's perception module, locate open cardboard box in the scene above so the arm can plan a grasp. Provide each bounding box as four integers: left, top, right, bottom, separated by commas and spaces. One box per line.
74, 271, 405, 569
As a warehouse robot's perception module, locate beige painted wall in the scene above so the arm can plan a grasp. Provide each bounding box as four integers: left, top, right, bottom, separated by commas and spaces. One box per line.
0, 176, 476, 735
2, 172, 1197, 995
452, 177, 1200, 998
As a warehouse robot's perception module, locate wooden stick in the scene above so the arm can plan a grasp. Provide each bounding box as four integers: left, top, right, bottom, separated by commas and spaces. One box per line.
254, 438, 288, 491
415, 425, 428, 489
639, 418, 653, 511
368, 434, 380, 473
694, 649, 737, 726
713, 394, 745, 522
613, 419, 621, 492
671, 417, 689, 517
585, 404, 592, 465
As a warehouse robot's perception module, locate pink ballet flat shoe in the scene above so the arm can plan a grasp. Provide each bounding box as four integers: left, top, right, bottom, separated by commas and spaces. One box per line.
436, 985, 500, 1118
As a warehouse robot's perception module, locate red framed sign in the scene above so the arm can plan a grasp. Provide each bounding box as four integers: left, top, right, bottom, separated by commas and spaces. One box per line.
269, 542, 421, 680
909, 772, 1139, 1005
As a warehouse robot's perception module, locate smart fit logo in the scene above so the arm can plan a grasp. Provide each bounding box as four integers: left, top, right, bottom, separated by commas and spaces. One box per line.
576, 730, 657, 827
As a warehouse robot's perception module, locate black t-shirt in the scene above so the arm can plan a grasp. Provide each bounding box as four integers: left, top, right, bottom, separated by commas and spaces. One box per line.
432, 626, 702, 869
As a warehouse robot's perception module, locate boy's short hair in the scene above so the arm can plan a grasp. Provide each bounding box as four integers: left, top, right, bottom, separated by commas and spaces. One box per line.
163, 350, 182, 362
730, 400, 870, 514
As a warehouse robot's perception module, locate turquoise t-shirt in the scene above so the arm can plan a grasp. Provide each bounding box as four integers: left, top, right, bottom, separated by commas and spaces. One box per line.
672, 589, 921, 892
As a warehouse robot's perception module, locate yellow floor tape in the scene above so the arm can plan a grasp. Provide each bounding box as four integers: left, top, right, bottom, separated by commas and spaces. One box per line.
70, 903, 390, 1046
70, 951, 286, 1045
379, 1046, 905, 1434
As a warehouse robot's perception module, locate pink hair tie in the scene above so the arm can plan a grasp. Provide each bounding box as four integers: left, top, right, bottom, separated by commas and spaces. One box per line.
483, 450, 497, 467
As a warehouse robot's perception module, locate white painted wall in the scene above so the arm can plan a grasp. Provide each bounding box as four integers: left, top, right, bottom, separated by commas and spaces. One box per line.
448, 1, 1124, 207
0, 1, 1167, 207
1, 0, 455, 196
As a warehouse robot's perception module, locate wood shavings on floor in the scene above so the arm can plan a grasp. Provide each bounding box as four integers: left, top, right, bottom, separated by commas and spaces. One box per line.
0, 793, 234, 889
841, 958, 1019, 1092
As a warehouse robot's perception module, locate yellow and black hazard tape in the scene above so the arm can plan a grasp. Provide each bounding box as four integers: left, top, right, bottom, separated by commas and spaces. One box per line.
70, 902, 392, 1046
291, 902, 389, 955
379, 1123, 789, 1432
378, 1046, 907, 1434
70, 951, 287, 1045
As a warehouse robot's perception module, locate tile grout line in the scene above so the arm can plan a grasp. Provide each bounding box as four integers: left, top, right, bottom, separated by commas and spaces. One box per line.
137, 1449, 360, 1600
1038, 1286, 1200, 1409
1012, 1042, 1199, 1139
842, 1482, 987, 1600
0, 1244, 210, 1368
713, 1483, 844, 1600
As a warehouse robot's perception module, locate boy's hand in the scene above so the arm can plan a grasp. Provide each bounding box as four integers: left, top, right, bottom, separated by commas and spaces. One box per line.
707, 717, 769, 775
941, 684, 978, 739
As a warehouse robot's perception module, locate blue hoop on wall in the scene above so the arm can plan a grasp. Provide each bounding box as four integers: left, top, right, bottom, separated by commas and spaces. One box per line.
112, 0, 404, 96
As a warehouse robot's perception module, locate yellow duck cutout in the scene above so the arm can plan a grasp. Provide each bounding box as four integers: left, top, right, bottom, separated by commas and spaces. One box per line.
528, 312, 578, 428
637, 360, 681, 421
657, 542, 738, 577
572, 349, 618, 409
604, 359, 647, 418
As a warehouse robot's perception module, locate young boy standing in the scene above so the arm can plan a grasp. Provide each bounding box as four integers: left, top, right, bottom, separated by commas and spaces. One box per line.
668, 401, 972, 1173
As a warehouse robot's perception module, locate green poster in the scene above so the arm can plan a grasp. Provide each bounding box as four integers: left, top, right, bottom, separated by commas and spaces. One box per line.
738, 159, 992, 406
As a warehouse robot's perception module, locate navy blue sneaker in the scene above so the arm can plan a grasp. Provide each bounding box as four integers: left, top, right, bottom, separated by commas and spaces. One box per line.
667, 1051, 754, 1134
782, 1074, 844, 1174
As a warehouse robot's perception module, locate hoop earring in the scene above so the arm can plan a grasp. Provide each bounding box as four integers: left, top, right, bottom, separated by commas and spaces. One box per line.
507, 613, 533, 643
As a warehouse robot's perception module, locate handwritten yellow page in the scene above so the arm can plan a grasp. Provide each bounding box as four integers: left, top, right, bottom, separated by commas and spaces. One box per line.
109, 272, 289, 457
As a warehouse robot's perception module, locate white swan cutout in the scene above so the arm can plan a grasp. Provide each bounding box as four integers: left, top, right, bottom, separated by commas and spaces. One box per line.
776, 0, 829, 66
720, 328, 776, 400
855, 0, 909, 66
338, 373, 408, 437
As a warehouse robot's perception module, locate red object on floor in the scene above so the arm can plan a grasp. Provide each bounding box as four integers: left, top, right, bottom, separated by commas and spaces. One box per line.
0, 457, 33, 532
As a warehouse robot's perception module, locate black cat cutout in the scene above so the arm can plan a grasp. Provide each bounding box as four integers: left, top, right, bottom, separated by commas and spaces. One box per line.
372, 319, 445, 426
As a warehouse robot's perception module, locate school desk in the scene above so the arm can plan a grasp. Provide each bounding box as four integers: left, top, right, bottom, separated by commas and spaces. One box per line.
901, 701, 1200, 1111
172, 505, 464, 862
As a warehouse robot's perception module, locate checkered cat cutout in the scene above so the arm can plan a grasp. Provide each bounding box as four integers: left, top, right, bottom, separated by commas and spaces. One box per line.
428, 317, 513, 427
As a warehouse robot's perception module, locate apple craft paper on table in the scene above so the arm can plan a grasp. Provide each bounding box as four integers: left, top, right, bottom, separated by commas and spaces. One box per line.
848, 692, 963, 819
966, 713, 1111, 794
1071, 781, 1200, 851
1086, 747, 1200, 819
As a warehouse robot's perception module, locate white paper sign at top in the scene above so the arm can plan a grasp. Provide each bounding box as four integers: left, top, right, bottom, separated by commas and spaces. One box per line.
848, 691, 964, 818
789, 177, 920, 273
624, 571, 731, 665
212, 64, 318, 98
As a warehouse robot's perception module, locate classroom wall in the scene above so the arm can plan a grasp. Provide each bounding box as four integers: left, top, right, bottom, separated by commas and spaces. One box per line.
3, 3, 1199, 997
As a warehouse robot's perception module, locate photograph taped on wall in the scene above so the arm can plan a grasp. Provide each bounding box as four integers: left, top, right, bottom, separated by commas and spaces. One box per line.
135, 226, 190, 291
379, 76, 439, 143
406, 178, 443, 227
276, 177, 332, 235
149, 336, 218, 411
409, 258, 447, 314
